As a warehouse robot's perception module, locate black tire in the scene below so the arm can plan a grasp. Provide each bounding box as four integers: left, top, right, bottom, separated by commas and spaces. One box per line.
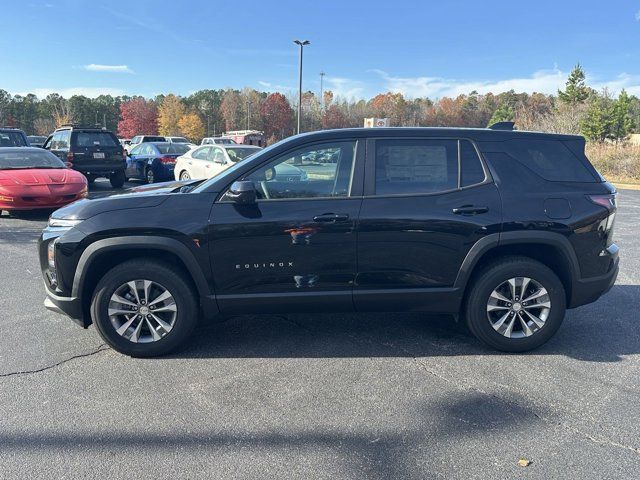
109, 170, 126, 188
90, 260, 198, 357
145, 167, 155, 184
464, 256, 566, 352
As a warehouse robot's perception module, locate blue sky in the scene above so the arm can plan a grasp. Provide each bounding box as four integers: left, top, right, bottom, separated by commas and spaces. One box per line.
1, 0, 639, 100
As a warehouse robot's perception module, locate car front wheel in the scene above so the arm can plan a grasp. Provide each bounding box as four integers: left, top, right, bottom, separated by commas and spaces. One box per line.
464, 256, 566, 352
180, 171, 191, 181
90, 260, 198, 357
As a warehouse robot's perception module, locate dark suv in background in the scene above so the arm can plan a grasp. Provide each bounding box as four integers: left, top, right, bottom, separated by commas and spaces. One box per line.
43, 125, 126, 188
39, 124, 619, 357
0, 127, 29, 147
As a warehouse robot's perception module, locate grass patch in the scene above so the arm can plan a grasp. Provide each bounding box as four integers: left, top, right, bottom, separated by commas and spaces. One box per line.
586, 143, 640, 184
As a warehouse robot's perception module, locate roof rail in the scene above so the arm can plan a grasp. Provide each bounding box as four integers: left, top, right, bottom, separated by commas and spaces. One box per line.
488, 121, 515, 131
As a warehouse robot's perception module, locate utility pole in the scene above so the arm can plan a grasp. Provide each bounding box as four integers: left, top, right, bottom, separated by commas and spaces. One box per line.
294, 39, 310, 134
246, 99, 251, 130
320, 71, 325, 110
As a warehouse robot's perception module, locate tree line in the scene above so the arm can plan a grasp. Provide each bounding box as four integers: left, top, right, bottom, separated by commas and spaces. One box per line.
1, 65, 639, 144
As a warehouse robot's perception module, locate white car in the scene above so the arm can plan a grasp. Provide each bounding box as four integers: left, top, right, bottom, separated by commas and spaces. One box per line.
201, 137, 237, 145
127, 135, 166, 153
165, 136, 197, 149
174, 144, 262, 180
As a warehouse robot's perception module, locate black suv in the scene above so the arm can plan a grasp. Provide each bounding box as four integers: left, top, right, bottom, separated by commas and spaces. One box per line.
0, 127, 29, 147
39, 125, 619, 357
43, 125, 126, 188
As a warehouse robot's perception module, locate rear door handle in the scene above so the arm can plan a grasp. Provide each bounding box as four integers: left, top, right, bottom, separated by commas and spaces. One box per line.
452, 205, 489, 215
313, 213, 350, 223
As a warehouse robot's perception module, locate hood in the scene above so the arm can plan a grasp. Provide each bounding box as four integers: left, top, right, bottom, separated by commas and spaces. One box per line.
51, 179, 199, 221
0, 168, 86, 186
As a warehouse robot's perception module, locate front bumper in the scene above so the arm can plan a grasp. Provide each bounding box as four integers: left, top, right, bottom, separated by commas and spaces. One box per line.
569, 243, 619, 308
44, 290, 90, 328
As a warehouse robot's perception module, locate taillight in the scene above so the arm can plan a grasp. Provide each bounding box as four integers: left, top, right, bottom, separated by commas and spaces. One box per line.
588, 194, 617, 233
159, 156, 176, 164
66, 152, 74, 162
121, 147, 127, 160
588, 194, 616, 211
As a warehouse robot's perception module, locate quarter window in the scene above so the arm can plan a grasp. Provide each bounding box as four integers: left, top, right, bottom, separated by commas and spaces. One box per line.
238, 141, 357, 200
375, 139, 458, 195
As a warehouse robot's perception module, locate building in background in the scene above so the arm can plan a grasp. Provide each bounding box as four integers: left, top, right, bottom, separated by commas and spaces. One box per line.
363, 118, 390, 128
223, 130, 265, 147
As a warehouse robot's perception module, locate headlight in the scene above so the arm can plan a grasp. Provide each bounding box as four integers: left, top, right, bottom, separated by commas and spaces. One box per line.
48, 218, 82, 228
47, 240, 57, 269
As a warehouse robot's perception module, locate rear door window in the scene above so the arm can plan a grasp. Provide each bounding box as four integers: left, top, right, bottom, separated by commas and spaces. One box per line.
375, 139, 458, 195
504, 139, 596, 182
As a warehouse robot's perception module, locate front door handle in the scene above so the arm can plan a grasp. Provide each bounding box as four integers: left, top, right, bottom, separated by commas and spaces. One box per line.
452, 205, 489, 215
313, 213, 350, 223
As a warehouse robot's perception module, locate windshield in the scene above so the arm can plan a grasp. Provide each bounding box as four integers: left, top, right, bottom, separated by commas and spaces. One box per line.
226, 147, 260, 163
170, 137, 189, 143
218, 138, 236, 144
157, 144, 190, 154
0, 131, 27, 147
0, 150, 65, 169
27, 136, 47, 143
144, 136, 165, 142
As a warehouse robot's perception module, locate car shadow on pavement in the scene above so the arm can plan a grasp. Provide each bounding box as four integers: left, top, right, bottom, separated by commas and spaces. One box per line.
0, 390, 542, 479
171, 285, 640, 363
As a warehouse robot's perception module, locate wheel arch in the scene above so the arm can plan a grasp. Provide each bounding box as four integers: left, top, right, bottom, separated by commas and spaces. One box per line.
73, 236, 216, 323
455, 232, 580, 305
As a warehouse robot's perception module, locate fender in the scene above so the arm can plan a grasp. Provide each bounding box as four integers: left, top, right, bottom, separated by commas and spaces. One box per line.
454, 230, 581, 290
72, 236, 218, 317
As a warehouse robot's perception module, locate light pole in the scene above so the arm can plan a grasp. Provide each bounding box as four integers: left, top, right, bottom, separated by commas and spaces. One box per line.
246, 99, 251, 130
294, 39, 310, 134
320, 71, 325, 110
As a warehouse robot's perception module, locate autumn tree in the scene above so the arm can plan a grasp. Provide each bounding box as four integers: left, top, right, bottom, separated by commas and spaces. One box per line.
369, 92, 407, 126
117, 97, 158, 138
260, 93, 293, 140
558, 64, 590, 105
178, 111, 205, 141
158, 94, 186, 136
322, 104, 349, 129
220, 90, 243, 131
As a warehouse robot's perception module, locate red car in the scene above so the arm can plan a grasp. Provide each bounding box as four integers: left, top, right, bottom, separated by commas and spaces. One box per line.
0, 148, 88, 212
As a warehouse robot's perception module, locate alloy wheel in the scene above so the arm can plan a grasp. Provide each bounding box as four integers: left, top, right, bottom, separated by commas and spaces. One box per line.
180, 171, 190, 180
486, 277, 551, 339
108, 280, 177, 343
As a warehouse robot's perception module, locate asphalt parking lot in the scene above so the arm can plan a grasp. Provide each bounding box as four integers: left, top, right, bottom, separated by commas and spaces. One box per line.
0, 182, 639, 479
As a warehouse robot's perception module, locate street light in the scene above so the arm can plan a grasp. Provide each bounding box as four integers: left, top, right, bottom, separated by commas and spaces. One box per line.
294, 39, 310, 134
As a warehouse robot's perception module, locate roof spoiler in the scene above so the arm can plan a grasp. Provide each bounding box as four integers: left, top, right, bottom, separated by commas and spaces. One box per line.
488, 121, 515, 131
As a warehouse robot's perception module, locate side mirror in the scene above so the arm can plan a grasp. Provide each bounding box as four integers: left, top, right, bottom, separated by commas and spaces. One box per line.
227, 180, 256, 205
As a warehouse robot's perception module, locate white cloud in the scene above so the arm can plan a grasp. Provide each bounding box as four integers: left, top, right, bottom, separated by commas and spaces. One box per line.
13, 87, 126, 99
83, 64, 134, 74
635, 10, 640, 20
324, 76, 365, 100
258, 81, 272, 88
373, 68, 640, 99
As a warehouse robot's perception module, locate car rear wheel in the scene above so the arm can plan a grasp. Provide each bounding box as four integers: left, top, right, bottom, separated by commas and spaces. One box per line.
180, 171, 191, 181
90, 260, 198, 357
464, 256, 566, 352
146, 168, 155, 184
109, 170, 126, 188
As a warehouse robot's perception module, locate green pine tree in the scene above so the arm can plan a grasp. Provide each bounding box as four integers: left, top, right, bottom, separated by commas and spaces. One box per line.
558, 64, 590, 105
581, 92, 614, 142
487, 103, 514, 126
610, 89, 633, 141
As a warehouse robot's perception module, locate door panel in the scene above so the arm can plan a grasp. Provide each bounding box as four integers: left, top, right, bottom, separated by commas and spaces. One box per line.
354, 137, 502, 312
208, 139, 363, 314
